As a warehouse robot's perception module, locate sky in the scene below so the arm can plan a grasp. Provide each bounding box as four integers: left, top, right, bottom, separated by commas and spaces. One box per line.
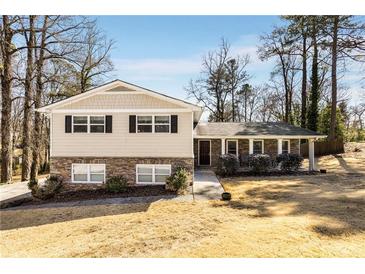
96, 16, 364, 106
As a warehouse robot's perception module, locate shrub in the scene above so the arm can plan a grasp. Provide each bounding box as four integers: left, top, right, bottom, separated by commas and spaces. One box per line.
105, 175, 128, 193
31, 175, 64, 200
166, 167, 189, 194
276, 153, 304, 172
248, 154, 272, 173
216, 154, 240, 177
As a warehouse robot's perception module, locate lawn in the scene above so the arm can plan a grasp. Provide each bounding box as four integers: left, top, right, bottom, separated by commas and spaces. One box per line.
0, 146, 364, 257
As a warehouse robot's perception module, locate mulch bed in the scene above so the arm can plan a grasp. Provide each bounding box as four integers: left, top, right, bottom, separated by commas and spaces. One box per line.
20, 185, 176, 206
230, 170, 320, 177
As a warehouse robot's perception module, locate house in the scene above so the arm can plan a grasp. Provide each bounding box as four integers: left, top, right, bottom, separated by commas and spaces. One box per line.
37, 79, 326, 186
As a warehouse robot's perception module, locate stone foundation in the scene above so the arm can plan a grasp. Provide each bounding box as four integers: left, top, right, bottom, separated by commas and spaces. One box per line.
51, 157, 194, 185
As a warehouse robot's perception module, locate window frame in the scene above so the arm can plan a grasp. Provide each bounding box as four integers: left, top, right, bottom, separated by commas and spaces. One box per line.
72, 115, 106, 134
136, 164, 171, 184
226, 139, 238, 157
71, 163, 106, 183
253, 139, 264, 154
136, 115, 171, 134
282, 139, 290, 154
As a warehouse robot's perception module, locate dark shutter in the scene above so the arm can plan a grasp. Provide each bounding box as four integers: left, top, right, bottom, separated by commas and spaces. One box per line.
171, 115, 178, 133
105, 115, 112, 133
65, 115, 72, 133
129, 115, 136, 133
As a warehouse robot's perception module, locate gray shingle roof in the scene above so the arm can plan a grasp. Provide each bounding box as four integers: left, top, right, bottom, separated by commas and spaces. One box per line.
194, 122, 325, 137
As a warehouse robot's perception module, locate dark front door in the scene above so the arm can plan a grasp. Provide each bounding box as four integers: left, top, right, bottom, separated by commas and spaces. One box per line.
199, 140, 210, 166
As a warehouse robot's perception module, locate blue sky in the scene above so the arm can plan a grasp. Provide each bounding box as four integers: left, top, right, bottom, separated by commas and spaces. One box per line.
96, 16, 364, 105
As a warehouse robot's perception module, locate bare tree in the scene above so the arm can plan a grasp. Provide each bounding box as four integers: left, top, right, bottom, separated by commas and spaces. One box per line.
186, 39, 232, 122
68, 22, 114, 93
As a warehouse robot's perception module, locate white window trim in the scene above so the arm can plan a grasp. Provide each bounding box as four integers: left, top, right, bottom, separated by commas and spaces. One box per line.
71, 163, 106, 183
253, 139, 264, 154
72, 115, 106, 134
136, 164, 171, 184
198, 139, 211, 166
282, 139, 291, 154
226, 139, 238, 157
136, 114, 171, 134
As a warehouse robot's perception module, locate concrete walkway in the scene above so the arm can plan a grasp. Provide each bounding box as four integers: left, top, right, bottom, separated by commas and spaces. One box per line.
193, 169, 224, 200
0, 181, 32, 208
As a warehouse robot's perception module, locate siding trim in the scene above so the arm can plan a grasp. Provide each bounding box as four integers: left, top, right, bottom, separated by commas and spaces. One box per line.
52, 108, 191, 113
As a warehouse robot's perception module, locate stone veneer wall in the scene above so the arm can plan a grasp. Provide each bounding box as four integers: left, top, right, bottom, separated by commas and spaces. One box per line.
264, 139, 278, 157
51, 157, 194, 186
290, 139, 300, 154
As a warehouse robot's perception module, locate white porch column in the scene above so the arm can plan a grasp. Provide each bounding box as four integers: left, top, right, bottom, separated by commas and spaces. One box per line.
308, 138, 315, 171
249, 139, 254, 154
221, 138, 225, 155
277, 139, 283, 155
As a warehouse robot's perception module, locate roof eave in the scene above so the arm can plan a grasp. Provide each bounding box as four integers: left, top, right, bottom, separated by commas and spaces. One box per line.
193, 135, 327, 139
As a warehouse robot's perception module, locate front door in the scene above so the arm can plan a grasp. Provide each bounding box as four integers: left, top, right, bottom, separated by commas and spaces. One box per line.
199, 140, 211, 166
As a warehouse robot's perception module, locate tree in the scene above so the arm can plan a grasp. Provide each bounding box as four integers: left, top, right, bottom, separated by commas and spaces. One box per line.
283, 16, 312, 128
323, 16, 365, 140
307, 16, 320, 132
318, 105, 345, 139
187, 39, 247, 122
258, 27, 298, 123
20, 15, 36, 181
30, 16, 48, 180
224, 56, 250, 121
0, 16, 18, 183
68, 21, 114, 93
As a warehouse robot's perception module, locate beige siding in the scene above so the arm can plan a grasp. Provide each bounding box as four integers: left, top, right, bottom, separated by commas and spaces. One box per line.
51, 112, 193, 158
58, 93, 182, 110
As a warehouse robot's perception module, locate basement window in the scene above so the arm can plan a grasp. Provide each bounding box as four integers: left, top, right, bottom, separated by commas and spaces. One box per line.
136, 164, 171, 184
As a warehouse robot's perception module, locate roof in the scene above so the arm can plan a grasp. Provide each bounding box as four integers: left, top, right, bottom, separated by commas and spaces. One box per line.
194, 122, 326, 138
36, 79, 203, 113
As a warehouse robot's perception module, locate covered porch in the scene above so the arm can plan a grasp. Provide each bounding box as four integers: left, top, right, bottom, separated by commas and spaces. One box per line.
194, 137, 318, 171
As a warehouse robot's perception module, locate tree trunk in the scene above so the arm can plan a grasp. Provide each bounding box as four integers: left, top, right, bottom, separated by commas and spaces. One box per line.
301, 31, 307, 128
31, 16, 47, 180
21, 16, 36, 181
279, 56, 290, 123
231, 87, 235, 122
308, 19, 319, 132
1, 16, 14, 184
328, 16, 339, 141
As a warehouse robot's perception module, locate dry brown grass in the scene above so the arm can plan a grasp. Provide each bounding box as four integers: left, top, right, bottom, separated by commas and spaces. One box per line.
1, 150, 365, 258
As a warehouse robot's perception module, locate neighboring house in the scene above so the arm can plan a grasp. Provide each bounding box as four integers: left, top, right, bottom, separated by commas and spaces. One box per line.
37, 79, 326, 186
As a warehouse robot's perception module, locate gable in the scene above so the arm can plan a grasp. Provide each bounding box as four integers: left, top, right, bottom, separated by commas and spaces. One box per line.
104, 84, 136, 92
57, 93, 184, 110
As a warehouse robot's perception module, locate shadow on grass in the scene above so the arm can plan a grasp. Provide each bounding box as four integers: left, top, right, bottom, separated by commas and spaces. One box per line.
215, 173, 365, 237
0, 195, 177, 231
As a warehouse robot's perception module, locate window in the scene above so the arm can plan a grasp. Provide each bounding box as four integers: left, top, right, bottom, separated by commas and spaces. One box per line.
137, 115, 170, 133
136, 164, 171, 184
154, 116, 170, 133
282, 140, 290, 154
72, 164, 105, 183
253, 140, 264, 154
72, 115, 105, 133
73, 116, 88, 133
226, 140, 238, 156
90, 116, 105, 133
137, 116, 153, 133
